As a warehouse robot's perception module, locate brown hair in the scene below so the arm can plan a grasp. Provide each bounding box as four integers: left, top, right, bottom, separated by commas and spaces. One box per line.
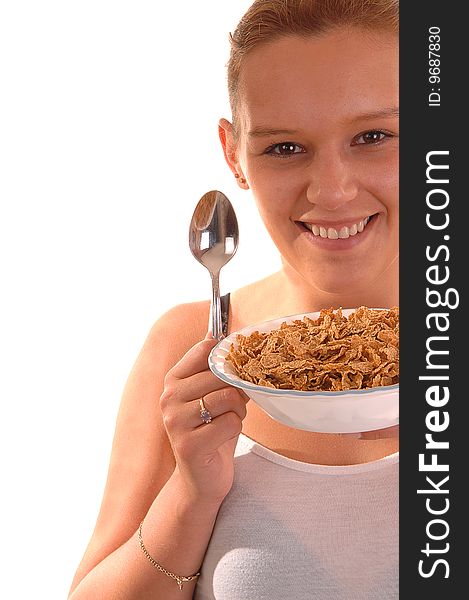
227, 0, 399, 128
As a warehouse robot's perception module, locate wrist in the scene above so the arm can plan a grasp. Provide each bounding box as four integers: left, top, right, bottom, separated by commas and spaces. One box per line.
170, 466, 227, 514
135, 466, 225, 592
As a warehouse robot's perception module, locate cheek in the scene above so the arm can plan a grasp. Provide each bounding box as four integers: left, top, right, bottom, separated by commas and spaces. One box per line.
248, 173, 292, 218
382, 165, 399, 201
361, 159, 399, 215
253, 198, 289, 230
251, 193, 298, 246
247, 165, 304, 215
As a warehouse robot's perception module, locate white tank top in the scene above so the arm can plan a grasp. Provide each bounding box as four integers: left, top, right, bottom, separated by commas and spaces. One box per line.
194, 433, 398, 600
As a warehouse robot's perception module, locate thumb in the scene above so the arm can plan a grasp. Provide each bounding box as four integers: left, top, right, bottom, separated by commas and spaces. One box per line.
205, 330, 214, 340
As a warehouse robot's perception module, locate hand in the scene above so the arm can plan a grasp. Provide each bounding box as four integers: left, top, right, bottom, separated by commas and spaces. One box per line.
358, 425, 399, 440
160, 332, 249, 505
340, 425, 399, 440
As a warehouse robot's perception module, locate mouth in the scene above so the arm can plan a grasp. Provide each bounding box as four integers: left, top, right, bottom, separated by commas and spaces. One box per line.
299, 215, 376, 240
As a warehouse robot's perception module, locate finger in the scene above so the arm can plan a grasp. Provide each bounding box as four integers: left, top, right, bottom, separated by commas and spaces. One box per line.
352, 425, 400, 440
187, 387, 248, 428
362, 425, 399, 440
191, 411, 244, 453
164, 370, 230, 406
170, 334, 218, 379
238, 389, 250, 401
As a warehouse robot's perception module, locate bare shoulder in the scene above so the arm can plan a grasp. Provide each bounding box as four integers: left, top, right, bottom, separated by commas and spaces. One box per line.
70, 300, 210, 590
103, 300, 212, 500
229, 271, 289, 330
146, 299, 211, 353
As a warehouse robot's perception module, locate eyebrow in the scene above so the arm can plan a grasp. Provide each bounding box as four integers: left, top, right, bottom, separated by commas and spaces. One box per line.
248, 127, 300, 138
349, 107, 399, 123
248, 107, 399, 138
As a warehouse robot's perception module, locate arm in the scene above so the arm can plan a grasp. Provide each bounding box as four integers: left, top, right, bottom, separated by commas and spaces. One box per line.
68, 304, 247, 599
68, 469, 222, 599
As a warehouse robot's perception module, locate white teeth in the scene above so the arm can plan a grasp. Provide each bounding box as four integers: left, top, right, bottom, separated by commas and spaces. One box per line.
338, 226, 349, 239
302, 216, 373, 239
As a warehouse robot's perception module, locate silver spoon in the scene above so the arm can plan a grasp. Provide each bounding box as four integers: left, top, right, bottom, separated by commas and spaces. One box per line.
189, 190, 239, 340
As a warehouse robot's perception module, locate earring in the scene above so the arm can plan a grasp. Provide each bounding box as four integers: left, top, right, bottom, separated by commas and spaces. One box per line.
235, 173, 246, 184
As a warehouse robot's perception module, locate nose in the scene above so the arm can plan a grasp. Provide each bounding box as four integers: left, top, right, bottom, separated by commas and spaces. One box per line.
306, 152, 358, 210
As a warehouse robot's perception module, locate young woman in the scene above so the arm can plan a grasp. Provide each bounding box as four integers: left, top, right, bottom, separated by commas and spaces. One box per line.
69, 1, 399, 598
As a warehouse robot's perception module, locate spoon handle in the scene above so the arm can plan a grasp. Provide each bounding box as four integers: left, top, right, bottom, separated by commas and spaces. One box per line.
210, 272, 223, 341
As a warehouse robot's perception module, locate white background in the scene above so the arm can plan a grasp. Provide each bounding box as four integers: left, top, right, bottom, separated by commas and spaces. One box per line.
0, 2, 280, 597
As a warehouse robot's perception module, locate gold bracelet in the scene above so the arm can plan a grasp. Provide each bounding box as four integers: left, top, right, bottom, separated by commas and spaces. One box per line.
138, 520, 201, 590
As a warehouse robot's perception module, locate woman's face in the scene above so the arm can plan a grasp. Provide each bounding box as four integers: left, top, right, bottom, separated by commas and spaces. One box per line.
222, 29, 398, 295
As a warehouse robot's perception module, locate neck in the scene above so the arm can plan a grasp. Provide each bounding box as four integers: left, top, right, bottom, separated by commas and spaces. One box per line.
276, 258, 399, 314
243, 402, 398, 466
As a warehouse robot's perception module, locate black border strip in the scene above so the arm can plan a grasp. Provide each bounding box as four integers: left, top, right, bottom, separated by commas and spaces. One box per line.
400, 2, 465, 595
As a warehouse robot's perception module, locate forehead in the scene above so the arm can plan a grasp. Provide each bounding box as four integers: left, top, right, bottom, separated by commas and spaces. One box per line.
237, 29, 398, 132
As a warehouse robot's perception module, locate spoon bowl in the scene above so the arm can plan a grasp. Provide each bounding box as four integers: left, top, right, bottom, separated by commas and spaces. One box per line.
189, 190, 239, 340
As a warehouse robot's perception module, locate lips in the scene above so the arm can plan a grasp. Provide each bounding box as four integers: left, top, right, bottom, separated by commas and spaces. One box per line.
301, 215, 374, 240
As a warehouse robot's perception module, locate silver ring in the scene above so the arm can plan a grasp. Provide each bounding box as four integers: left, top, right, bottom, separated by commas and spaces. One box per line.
199, 398, 212, 424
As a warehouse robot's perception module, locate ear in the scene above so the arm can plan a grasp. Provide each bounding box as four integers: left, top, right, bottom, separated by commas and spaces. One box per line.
218, 118, 238, 174
218, 118, 249, 188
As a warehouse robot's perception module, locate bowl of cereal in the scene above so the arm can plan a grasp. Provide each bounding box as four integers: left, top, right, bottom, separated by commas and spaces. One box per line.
208, 307, 399, 433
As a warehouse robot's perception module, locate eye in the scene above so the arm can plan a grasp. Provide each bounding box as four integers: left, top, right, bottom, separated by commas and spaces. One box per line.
352, 130, 391, 145
265, 142, 305, 157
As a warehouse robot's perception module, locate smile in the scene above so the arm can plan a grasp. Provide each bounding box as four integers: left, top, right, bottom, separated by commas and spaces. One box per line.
301, 216, 374, 240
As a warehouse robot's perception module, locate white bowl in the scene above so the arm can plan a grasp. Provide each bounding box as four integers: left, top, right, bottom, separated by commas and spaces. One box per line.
208, 309, 399, 434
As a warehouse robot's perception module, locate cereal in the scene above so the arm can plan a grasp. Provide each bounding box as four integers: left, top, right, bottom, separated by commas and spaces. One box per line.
226, 307, 399, 391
